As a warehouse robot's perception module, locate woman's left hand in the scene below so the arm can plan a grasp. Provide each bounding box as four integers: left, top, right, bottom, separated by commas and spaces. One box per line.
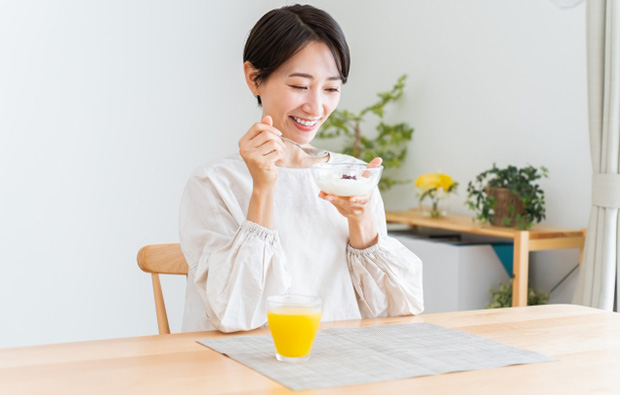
318, 157, 383, 221
318, 190, 373, 221
319, 157, 383, 249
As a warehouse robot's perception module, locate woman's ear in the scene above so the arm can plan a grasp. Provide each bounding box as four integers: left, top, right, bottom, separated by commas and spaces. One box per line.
243, 61, 260, 95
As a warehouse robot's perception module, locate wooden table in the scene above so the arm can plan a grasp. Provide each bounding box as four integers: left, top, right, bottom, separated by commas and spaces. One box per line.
2, 304, 619, 394
385, 209, 586, 307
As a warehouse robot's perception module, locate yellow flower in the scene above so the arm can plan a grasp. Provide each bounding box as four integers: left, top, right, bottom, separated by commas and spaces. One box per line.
416, 173, 458, 198
416, 173, 456, 191
415, 174, 441, 190
439, 174, 454, 191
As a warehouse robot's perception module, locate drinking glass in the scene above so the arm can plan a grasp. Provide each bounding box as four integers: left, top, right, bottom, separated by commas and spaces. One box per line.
266, 295, 323, 362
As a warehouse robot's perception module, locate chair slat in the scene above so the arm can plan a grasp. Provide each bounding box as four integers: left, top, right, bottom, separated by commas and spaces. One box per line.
137, 243, 189, 335
137, 244, 188, 275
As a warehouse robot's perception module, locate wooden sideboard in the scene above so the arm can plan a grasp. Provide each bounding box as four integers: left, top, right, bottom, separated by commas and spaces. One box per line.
385, 208, 586, 307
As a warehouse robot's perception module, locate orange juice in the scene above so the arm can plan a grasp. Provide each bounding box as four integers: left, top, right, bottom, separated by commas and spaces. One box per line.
267, 306, 322, 357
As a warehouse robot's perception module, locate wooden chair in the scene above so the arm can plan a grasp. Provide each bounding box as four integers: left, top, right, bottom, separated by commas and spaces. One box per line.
137, 243, 188, 335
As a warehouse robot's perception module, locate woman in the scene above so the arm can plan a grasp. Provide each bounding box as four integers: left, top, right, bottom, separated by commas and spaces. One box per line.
180, 4, 423, 333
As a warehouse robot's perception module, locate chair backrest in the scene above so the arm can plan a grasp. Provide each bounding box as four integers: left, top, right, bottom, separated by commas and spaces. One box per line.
137, 243, 188, 335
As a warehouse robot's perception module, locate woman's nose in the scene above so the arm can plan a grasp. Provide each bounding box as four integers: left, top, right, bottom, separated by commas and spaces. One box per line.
302, 91, 323, 117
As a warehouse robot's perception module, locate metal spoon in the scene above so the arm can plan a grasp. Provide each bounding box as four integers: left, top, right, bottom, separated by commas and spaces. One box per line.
281, 136, 329, 158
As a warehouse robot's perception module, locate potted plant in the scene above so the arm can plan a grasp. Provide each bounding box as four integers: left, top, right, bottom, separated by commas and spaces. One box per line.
466, 164, 548, 230
316, 74, 414, 191
486, 280, 550, 308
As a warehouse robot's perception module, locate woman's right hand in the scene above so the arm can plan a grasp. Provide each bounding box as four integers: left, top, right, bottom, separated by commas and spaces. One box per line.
238, 115, 286, 190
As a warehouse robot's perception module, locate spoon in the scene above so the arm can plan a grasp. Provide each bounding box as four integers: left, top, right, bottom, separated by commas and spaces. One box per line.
281, 136, 329, 158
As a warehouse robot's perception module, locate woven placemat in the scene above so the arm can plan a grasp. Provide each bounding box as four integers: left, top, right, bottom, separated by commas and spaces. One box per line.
199, 322, 555, 391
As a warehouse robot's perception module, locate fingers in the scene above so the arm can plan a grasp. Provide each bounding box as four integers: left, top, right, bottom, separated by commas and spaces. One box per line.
318, 190, 372, 203
260, 149, 283, 170
239, 119, 285, 175
367, 157, 383, 169
249, 131, 286, 151
319, 192, 371, 217
241, 136, 284, 165
239, 125, 282, 148
253, 139, 285, 158
238, 115, 285, 187
363, 157, 383, 178
239, 117, 282, 148
239, 116, 286, 164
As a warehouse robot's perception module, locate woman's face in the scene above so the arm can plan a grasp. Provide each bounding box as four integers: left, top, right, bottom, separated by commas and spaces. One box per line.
253, 41, 342, 145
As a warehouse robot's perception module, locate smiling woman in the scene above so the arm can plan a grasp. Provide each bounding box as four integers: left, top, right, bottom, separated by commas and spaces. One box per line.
178, 4, 424, 333
242, 5, 350, 106
243, 41, 342, 147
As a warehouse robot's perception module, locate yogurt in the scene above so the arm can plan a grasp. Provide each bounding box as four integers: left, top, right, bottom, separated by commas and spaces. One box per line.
314, 172, 375, 196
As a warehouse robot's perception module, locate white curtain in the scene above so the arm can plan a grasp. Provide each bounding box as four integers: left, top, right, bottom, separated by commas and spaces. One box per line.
573, 0, 620, 311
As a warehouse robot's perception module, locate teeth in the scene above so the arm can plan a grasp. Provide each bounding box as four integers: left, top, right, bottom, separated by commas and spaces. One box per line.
293, 116, 318, 127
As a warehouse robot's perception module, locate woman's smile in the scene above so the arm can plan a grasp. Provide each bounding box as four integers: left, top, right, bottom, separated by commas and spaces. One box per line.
290, 115, 320, 131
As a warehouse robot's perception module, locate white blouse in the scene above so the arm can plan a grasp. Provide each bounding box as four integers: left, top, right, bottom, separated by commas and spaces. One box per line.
179, 152, 423, 333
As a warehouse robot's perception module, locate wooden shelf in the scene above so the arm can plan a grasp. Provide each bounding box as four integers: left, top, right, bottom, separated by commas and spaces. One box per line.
386, 208, 586, 307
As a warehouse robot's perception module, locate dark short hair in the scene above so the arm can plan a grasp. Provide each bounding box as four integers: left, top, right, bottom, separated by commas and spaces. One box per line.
243, 4, 351, 106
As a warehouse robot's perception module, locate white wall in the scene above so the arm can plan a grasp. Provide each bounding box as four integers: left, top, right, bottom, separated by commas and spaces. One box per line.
321, 0, 589, 304
0, 0, 589, 348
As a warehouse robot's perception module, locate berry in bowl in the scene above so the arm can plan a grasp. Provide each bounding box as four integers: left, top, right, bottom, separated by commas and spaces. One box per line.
311, 163, 383, 196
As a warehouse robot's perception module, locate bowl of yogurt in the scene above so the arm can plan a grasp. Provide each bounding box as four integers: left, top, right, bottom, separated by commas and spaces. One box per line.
311, 163, 383, 196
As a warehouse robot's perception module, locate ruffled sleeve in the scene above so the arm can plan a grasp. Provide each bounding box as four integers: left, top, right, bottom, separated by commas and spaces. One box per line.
180, 165, 290, 332
346, 189, 424, 318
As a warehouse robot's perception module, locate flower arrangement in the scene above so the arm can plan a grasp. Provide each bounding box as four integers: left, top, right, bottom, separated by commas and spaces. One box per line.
415, 173, 458, 218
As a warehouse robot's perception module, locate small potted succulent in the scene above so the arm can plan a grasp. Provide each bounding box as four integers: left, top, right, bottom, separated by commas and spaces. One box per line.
466, 164, 548, 230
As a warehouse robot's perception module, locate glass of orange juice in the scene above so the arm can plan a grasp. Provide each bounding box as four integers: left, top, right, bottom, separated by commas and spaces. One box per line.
267, 295, 323, 362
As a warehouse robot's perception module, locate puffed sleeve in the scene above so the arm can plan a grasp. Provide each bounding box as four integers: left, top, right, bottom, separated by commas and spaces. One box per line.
346, 189, 424, 318
179, 167, 290, 332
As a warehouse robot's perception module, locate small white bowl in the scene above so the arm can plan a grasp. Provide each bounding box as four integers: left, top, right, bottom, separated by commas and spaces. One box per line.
311, 163, 383, 196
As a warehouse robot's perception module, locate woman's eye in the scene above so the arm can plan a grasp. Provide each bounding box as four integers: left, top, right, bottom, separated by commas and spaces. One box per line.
290, 85, 307, 90
326, 88, 340, 93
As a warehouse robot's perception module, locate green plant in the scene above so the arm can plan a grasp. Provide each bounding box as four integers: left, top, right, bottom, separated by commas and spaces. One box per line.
316, 74, 414, 190
486, 280, 550, 308
466, 164, 549, 230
